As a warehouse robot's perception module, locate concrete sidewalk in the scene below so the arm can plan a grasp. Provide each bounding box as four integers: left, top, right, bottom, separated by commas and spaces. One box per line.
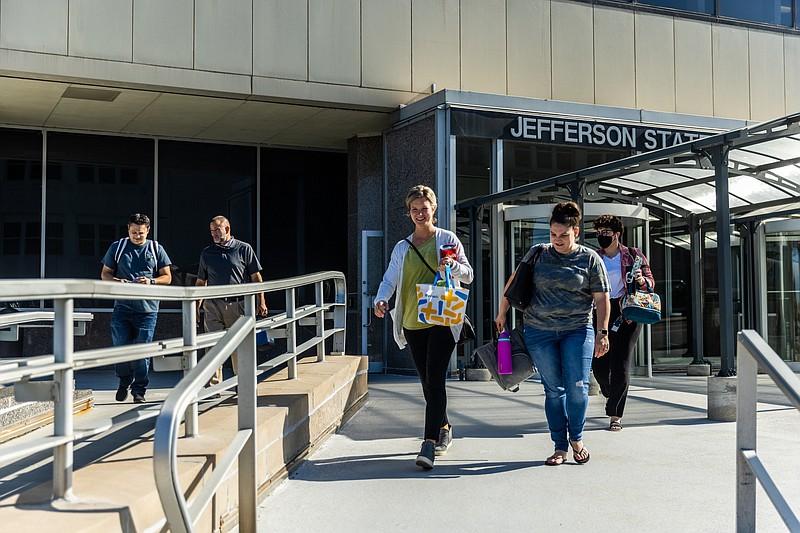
257, 374, 799, 532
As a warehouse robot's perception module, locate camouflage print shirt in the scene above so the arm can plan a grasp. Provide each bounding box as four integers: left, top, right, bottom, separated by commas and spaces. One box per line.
521, 243, 610, 331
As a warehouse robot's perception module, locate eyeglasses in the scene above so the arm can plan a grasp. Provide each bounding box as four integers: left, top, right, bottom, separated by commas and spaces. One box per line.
595, 229, 615, 237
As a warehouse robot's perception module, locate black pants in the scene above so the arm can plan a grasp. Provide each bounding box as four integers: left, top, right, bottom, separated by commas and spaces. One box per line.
593, 298, 642, 418
404, 326, 455, 441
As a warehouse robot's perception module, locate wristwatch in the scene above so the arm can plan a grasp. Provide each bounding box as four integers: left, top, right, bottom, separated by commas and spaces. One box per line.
598, 329, 609, 335
149, 278, 155, 285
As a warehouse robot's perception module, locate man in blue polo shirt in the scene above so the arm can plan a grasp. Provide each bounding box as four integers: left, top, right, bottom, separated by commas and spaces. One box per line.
101, 213, 172, 403
196, 215, 267, 386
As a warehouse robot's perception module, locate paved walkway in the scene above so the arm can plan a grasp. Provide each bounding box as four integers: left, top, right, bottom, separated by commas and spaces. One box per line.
256, 374, 799, 532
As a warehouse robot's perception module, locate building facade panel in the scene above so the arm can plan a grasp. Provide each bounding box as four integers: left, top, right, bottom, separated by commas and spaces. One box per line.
712, 24, 750, 119
0, 0, 68, 54
593, 7, 635, 108
253, 0, 308, 81
748, 30, 785, 121
506, 0, 552, 99
674, 18, 713, 116
68, 0, 133, 62
362, 0, 411, 91
634, 12, 676, 112
308, 0, 361, 86
0, 77, 65, 126
551, 0, 594, 104
194, 0, 252, 75
460, 0, 507, 94
132, 0, 194, 69
410, 0, 460, 93
786, 34, 800, 114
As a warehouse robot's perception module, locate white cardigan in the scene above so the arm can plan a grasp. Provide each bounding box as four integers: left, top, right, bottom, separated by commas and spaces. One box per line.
375, 227, 474, 349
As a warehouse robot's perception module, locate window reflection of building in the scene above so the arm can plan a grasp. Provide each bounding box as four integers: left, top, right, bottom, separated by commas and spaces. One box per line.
765, 235, 800, 363
45, 133, 155, 308
0, 129, 42, 282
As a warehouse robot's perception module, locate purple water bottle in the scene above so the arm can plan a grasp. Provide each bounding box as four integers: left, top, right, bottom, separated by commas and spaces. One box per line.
497, 329, 512, 375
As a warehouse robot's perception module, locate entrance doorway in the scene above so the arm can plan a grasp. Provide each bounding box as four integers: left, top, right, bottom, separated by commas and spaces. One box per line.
764, 219, 800, 367
361, 230, 385, 372
501, 203, 653, 372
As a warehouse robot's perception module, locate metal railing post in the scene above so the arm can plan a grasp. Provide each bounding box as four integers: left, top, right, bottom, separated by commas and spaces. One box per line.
182, 300, 199, 437
52, 298, 75, 501
239, 295, 257, 532
332, 276, 346, 355
736, 338, 757, 531
315, 281, 325, 362
286, 288, 297, 379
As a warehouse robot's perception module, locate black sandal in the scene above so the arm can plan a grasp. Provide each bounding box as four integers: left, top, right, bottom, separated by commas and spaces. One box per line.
609, 420, 623, 431
545, 452, 567, 466
570, 442, 590, 464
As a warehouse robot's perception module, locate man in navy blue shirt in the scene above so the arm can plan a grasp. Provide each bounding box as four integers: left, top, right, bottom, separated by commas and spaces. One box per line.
196, 215, 267, 386
101, 213, 172, 403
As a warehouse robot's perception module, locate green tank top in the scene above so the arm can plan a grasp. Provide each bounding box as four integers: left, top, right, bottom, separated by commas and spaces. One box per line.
402, 237, 438, 330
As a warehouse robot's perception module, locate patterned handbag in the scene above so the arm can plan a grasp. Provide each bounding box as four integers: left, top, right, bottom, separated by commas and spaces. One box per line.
620, 255, 661, 324
416, 265, 469, 326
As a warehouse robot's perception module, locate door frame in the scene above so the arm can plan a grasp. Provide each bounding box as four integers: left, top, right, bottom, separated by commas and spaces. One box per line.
361, 230, 384, 373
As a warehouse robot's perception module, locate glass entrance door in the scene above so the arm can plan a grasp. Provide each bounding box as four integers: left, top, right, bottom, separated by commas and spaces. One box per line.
502, 203, 653, 371
361, 230, 385, 372
764, 221, 800, 364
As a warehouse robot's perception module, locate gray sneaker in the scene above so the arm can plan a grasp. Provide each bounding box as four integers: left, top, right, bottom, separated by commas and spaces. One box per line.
434, 425, 453, 456
415, 441, 435, 469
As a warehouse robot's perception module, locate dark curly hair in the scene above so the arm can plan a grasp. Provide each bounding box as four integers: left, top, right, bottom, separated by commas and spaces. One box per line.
549, 201, 581, 228
593, 214, 624, 234
128, 213, 151, 228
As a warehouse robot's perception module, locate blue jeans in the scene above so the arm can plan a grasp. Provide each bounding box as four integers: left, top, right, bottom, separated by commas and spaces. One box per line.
111, 307, 157, 395
524, 324, 594, 452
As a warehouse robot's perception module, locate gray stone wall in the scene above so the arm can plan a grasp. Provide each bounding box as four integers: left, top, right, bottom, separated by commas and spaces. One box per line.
346, 135, 384, 361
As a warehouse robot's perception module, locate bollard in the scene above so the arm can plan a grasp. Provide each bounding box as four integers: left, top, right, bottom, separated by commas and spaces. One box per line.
707, 375, 737, 421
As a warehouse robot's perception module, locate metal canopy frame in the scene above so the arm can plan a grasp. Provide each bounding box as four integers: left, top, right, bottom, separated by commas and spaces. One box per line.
455, 112, 800, 376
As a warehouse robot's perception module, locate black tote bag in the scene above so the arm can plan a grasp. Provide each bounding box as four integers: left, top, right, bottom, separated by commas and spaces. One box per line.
473, 325, 536, 392
504, 245, 546, 312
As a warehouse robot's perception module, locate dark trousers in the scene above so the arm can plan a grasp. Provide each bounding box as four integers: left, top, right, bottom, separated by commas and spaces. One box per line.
403, 326, 455, 441
593, 298, 642, 418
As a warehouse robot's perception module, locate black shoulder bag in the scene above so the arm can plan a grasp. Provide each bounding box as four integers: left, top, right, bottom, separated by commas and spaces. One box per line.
504, 245, 546, 312
404, 239, 475, 345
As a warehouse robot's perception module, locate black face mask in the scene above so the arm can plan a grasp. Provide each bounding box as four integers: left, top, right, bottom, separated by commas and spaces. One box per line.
597, 235, 614, 249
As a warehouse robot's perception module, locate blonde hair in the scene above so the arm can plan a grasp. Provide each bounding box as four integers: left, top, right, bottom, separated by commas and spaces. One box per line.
405, 185, 438, 223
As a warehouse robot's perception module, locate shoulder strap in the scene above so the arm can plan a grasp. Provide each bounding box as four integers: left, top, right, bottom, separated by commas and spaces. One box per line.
525, 244, 546, 267
404, 238, 437, 275
113, 237, 129, 265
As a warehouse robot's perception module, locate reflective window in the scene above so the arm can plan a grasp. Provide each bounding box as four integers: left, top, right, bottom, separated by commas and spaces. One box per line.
765, 232, 800, 363
158, 141, 257, 288
638, 0, 714, 15
615, 0, 796, 27
45, 133, 154, 307
503, 141, 628, 198
260, 147, 347, 280
719, 0, 792, 27
0, 129, 42, 284
456, 138, 492, 202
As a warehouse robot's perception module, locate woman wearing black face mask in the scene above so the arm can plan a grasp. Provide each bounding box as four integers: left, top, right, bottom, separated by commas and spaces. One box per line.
592, 215, 655, 431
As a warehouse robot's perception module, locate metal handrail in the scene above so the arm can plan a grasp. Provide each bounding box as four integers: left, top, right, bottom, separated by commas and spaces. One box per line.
736, 329, 800, 532
155, 314, 256, 533
0, 272, 347, 532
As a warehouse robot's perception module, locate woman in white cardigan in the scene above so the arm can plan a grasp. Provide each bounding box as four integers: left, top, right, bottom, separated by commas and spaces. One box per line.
374, 185, 473, 469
